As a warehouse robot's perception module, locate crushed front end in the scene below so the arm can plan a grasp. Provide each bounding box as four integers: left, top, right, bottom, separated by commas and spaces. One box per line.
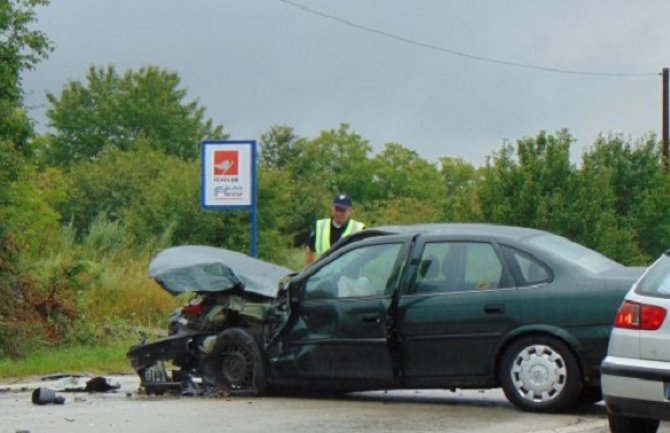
126, 245, 292, 395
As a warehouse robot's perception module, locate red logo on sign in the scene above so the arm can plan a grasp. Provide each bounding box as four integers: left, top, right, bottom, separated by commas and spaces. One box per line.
213, 150, 239, 175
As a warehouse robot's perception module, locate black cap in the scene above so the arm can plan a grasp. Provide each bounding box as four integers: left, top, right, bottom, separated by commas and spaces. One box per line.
332, 193, 353, 208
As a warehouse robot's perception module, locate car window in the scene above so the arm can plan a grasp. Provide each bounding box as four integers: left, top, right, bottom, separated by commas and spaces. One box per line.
501, 245, 552, 286
413, 241, 510, 294
304, 243, 403, 300
636, 254, 670, 298
524, 233, 620, 273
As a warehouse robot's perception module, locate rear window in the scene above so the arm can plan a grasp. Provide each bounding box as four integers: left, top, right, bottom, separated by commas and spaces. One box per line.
636, 254, 670, 298
500, 245, 552, 286
524, 233, 620, 274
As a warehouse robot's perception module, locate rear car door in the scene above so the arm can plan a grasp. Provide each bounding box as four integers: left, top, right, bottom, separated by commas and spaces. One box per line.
277, 237, 409, 381
397, 236, 522, 382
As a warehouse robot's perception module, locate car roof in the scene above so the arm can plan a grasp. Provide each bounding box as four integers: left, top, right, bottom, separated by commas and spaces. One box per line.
368, 223, 547, 241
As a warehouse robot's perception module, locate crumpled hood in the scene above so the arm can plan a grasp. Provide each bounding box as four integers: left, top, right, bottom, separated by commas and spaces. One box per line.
149, 245, 293, 297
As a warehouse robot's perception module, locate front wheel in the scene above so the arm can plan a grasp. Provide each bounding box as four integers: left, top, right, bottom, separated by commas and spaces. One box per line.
499, 335, 583, 412
608, 414, 660, 433
211, 327, 266, 396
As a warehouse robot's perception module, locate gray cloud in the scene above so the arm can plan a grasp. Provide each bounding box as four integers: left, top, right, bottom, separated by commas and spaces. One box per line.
23, 0, 670, 166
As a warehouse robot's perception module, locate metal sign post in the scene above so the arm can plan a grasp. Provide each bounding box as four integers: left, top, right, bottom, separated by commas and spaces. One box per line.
201, 140, 257, 257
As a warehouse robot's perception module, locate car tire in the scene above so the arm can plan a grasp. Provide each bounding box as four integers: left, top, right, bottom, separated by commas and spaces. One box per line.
499, 335, 583, 412
212, 327, 266, 396
608, 414, 660, 433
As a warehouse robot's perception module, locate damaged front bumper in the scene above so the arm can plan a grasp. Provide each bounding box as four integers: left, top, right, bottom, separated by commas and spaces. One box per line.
126, 331, 208, 395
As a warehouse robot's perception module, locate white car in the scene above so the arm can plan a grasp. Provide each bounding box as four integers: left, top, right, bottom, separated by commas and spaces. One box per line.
602, 252, 670, 433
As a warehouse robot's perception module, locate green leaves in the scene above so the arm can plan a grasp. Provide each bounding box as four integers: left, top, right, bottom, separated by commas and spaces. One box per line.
0, 0, 52, 103
477, 130, 666, 264
43, 65, 225, 168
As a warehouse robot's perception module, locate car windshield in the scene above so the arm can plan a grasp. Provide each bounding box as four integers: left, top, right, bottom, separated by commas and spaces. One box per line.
524, 233, 620, 274
636, 254, 670, 298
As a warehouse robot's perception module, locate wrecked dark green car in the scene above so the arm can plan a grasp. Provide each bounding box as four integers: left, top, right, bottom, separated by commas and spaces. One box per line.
127, 224, 644, 412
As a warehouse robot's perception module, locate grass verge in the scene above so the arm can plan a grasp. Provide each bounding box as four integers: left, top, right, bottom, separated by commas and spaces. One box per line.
0, 339, 136, 381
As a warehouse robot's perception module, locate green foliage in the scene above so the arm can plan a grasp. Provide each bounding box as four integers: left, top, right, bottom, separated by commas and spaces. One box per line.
575, 134, 665, 263
0, 0, 53, 236
63, 142, 163, 236
478, 130, 576, 231
439, 157, 481, 221
0, 164, 66, 256
0, 0, 52, 159
301, 124, 375, 202
477, 130, 665, 265
0, 0, 52, 102
360, 197, 443, 226
42, 65, 226, 167
259, 124, 298, 169
369, 143, 444, 201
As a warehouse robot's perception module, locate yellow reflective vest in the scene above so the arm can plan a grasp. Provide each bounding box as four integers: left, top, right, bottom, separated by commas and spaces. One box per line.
314, 218, 365, 257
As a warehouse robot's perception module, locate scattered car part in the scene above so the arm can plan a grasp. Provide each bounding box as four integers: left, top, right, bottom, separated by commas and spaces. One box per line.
31, 387, 65, 405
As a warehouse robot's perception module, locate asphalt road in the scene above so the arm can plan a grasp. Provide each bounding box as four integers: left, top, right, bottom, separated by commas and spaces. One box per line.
1, 375, 668, 433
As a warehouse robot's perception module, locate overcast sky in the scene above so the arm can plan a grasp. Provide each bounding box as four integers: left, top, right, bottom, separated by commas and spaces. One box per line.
22, 0, 670, 167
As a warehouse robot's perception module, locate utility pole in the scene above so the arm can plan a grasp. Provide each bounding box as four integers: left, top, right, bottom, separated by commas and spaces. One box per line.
663, 67, 668, 172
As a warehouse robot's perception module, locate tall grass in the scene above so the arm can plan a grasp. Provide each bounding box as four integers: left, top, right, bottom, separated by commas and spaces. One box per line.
6, 214, 177, 360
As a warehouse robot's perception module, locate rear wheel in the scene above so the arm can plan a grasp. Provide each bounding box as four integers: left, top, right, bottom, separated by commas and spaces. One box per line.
499, 335, 583, 412
608, 414, 659, 433
212, 327, 266, 396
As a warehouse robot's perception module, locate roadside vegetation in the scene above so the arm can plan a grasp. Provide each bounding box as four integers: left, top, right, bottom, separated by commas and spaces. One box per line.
2, 1, 670, 375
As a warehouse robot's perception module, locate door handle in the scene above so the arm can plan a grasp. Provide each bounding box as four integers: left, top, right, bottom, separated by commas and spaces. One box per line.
361, 313, 382, 324
484, 304, 505, 314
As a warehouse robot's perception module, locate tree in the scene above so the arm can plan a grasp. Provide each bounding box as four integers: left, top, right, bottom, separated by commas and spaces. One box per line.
0, 0, 52, 155
42, 65, 225, 167
476, 130, 665, 265
439, 157, 481, 221
0, 0, 53, 358
368, 143, 444, 202
575, 133, 666, 263
259, 124, 298, 169
478, 130, 576, 232
288, 124, 374, 199
0, 0, 52, 182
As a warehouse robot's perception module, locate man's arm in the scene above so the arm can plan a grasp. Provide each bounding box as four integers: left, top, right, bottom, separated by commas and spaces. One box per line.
304, 246, 315, 266
304, 229, 317, 266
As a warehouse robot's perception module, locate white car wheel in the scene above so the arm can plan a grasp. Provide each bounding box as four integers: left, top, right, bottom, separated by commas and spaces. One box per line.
500, 336, 582, 412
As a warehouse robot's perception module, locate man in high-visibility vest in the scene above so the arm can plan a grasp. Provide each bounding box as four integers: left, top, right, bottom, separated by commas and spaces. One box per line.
304, 194, 365, 265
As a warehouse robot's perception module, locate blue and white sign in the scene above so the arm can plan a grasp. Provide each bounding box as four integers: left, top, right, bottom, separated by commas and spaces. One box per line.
201, 140, 256, 208
201, 140, 258, 256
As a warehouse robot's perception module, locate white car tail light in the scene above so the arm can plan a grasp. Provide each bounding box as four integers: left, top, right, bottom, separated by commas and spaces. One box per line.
614, 300, 666, 331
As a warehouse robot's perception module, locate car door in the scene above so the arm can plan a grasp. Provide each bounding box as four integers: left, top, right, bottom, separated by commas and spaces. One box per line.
276, 238, 409, 381
397, 236, 521, 382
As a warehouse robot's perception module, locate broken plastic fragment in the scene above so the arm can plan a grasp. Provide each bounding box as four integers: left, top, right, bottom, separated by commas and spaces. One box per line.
31, 387, 65, 405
